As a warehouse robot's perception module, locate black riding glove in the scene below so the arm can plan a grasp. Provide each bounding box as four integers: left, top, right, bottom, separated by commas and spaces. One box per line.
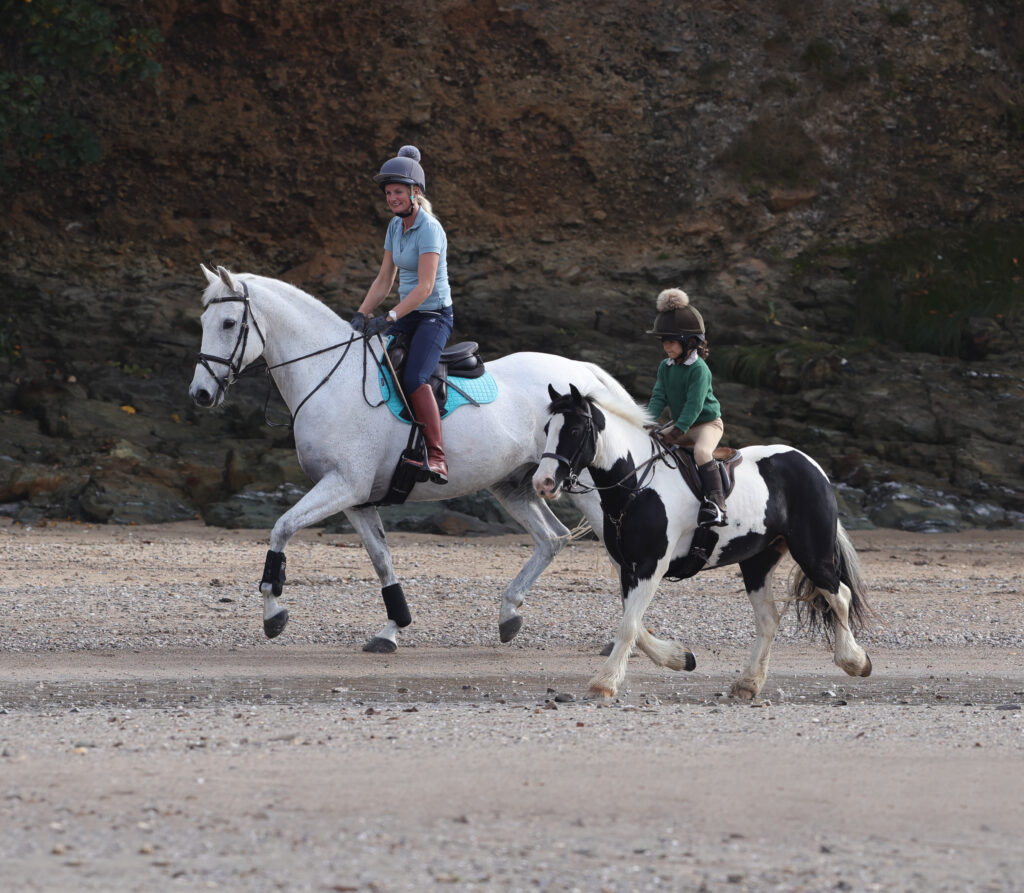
350, 311, 366, 333
363, 315, 391, 338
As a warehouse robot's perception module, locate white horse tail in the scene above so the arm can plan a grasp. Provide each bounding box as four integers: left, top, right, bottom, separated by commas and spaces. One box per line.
835, 522, 873, 632
582, 362, 640, 407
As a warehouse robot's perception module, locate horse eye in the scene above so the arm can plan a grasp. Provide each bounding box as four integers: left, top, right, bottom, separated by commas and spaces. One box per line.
222, 319, 236, 330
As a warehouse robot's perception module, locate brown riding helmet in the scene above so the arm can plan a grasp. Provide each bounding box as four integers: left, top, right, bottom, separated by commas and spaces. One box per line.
646, 288, 705, 339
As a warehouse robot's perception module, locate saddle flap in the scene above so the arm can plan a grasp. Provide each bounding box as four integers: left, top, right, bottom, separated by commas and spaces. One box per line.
674, 447, 743, 502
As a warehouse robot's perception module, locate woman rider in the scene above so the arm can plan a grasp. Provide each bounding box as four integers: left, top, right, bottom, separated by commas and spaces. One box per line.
351, 145, 453, 484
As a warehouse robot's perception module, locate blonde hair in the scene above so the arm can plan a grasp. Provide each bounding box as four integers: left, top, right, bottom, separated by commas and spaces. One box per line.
415, 189, 437, 220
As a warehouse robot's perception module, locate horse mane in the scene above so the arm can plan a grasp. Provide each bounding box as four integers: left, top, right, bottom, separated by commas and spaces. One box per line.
202, 272, 339, 318
548, 384, 652, 431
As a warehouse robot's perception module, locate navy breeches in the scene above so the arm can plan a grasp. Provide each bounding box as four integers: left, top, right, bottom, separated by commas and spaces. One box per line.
387, 306, 454, 392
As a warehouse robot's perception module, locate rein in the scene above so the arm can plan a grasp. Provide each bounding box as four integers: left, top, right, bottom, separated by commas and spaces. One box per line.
196, 281, 392, 429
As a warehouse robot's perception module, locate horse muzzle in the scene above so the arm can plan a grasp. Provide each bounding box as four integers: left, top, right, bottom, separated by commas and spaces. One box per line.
532, 460, 564, 500
190, 385, 217, 408
189, 366, 228, 408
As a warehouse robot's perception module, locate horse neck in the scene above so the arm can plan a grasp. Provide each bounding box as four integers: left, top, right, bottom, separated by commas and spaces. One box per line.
592, 409, 651, 470
589, 410, 653, 514
249, 282, 355, 411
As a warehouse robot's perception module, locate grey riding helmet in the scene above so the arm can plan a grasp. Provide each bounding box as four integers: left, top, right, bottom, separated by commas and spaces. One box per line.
373, 145, 426, 193
646, 288, 705, 340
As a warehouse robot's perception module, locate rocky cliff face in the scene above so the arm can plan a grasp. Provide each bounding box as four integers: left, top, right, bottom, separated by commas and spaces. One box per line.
2, 0, 1022, 531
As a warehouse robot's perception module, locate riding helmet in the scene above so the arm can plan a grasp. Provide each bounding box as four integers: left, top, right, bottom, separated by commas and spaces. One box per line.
646, 288, 705, 339
373, 145, 426, 194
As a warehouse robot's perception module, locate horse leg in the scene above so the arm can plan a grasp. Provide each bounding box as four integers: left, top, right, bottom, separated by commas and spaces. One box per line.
634, 628, 696, 672
588, 574, 662, 698
731, 549, 786, 700
569, 488, 637, 658
788, 526, 872, 679
343, 505, 408, 654
489, 475, 571, 643
262, 474, 355, 639
820, 581, 873, 678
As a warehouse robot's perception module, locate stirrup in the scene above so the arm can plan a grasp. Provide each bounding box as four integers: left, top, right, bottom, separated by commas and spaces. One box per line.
400, 453, 432, 483
698, 500, 727, 528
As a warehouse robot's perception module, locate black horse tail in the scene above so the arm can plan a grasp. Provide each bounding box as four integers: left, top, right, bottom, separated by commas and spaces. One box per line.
793, 522, 873, 643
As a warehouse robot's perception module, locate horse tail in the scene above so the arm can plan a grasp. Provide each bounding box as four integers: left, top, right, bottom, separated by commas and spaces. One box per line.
792, 521, 873, 643
583, 362, 637, 405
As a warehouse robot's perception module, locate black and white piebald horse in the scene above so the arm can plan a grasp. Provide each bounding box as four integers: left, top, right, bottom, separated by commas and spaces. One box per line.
533, 384, 873, 700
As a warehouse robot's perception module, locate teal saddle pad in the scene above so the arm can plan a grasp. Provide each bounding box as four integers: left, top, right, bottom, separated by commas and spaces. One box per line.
379, 364, 498, 424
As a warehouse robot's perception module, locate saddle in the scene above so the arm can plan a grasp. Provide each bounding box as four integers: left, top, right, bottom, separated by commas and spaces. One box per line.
385, 334, 486, 419
670, 445, 743, 503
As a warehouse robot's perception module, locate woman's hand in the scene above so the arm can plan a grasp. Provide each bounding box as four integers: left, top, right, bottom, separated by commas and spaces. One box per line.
363, 315, 391, 337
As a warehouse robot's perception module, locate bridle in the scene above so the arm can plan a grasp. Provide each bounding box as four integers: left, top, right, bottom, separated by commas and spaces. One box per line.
194, 281, 267, 405
541, 403, 600, 494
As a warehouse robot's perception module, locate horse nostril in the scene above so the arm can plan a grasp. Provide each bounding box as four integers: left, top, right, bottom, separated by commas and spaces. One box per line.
193, 388, 212, 407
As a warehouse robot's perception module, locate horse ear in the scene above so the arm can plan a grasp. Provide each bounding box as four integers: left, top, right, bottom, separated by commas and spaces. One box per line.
569, 383, 583, 403
216, 265, 237, 292
200, 263, 218, 286
547, 383, 561, 402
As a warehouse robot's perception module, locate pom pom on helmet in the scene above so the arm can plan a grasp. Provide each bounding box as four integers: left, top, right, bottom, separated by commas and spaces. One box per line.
656, 288, 690, 311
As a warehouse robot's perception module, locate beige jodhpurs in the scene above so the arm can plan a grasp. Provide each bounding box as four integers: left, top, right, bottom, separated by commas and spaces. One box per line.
680, 417, 724, 466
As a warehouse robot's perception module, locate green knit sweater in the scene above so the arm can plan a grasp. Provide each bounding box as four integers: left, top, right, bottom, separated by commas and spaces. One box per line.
648, 357, 721, 432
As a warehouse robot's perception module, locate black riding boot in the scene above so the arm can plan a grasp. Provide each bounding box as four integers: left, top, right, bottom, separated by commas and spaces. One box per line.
697, 460, 728, 527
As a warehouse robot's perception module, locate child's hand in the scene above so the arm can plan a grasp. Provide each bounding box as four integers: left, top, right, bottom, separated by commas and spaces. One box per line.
658, 426, 688, 447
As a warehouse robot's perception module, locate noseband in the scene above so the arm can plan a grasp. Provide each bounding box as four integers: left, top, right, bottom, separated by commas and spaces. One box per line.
195, 281, 267, 402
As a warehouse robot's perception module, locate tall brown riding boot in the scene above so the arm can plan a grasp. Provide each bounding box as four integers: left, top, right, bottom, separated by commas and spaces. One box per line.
408, 384, 448, 485
697, 460, 727, 527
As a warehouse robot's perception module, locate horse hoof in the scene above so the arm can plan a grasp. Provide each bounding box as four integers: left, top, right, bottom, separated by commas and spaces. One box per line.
363, 637, 397, 654
730, 682, 758, 700
860, 654, 873, 677
587, 684, 615, 699
682, 651, 696, 672
599, 641, 614, 656
499, 616, 523, 643
263, 610, 289, 639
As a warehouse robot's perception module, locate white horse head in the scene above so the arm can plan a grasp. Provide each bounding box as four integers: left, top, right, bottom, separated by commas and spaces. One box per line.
189, 264, 270, 407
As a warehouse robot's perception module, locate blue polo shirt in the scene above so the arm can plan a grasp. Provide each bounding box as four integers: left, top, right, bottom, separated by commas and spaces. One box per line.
384, 211, 452, 310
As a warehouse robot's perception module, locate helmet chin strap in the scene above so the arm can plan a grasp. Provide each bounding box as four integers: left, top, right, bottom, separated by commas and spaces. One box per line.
391, 184, 417, 218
